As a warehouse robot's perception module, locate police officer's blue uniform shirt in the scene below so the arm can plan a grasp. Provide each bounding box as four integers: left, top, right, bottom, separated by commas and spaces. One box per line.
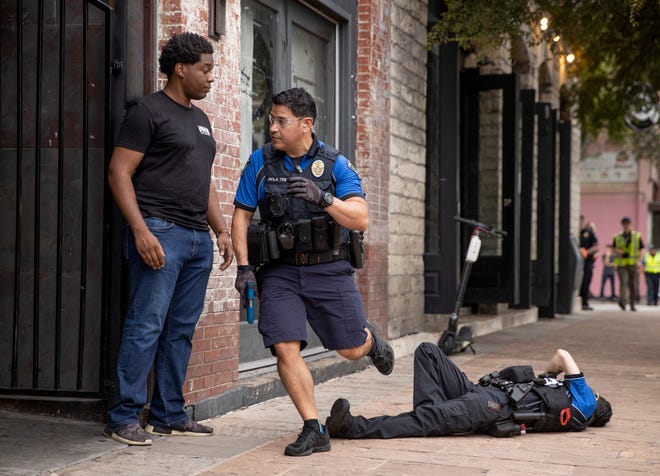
234, 138, 364, 211
564, 373, 597, 421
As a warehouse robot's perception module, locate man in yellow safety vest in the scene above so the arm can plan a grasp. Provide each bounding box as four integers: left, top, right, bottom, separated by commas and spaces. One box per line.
643, 244, 659, 306
612, 217, 644, 311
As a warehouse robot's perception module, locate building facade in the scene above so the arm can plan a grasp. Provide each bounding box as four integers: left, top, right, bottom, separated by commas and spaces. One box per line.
1, 0, 578, 417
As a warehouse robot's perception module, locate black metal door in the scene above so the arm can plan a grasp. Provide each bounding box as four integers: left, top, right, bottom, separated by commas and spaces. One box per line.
0, 0, 124, 397
460, 72, 520, 305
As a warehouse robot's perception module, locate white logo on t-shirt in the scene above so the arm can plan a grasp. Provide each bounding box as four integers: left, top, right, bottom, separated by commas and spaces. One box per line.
198, 125, 211, 136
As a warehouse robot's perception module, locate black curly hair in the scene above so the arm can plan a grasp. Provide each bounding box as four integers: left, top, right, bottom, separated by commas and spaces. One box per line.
589, 395, 612, 427
158, 32, 214, 78
272, 88, 317, 122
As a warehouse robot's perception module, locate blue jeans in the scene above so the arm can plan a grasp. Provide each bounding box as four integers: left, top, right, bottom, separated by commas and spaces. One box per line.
108, 218, 213, 427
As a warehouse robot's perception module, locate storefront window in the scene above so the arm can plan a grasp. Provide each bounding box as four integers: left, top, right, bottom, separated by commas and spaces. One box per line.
291, 21, 334, 142
240, 0, 340, 165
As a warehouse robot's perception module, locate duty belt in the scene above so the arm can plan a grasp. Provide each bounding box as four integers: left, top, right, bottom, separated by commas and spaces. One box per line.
278, 246, 349, 266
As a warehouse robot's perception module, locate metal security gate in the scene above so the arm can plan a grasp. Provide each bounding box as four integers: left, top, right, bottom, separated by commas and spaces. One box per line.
0, 0, 125, 398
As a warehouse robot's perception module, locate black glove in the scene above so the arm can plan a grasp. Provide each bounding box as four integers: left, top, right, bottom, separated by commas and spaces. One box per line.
235, 265, 258, 308
287, 176, 323, 205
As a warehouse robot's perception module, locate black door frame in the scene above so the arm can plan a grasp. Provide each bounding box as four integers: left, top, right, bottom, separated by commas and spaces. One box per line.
461, 72, 521, 305
424, 43, 462, 314
533, 104, 557, 317
517, 89, 536, 309
556, 120, 579, 314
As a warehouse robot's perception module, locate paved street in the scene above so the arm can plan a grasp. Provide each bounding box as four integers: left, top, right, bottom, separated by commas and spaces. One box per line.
1, 301, 659, 475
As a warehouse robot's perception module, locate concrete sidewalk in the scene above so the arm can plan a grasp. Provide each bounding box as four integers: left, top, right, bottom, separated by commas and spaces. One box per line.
2, 302, 659, 475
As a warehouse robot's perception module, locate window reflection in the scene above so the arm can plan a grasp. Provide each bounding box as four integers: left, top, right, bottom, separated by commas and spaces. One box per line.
291, 23, 333, 143
240, 0, 275, 165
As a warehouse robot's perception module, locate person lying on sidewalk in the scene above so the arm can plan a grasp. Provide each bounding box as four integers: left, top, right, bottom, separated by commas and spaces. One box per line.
326, 343, 612, 439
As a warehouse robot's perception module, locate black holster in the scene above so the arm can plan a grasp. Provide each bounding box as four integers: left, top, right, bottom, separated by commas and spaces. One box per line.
247, 223, 270, 267
348, 230, 365, 268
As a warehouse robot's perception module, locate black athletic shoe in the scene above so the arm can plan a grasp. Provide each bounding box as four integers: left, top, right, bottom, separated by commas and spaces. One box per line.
618, 301, 626, 311
145, 419, 213, 437
284, 425, 331, 456
325, 398, 353, 438
366, 321, 394, 375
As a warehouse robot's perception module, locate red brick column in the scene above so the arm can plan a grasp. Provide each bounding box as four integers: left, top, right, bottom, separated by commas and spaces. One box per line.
156, 0, 242, 405
355, 0, 391, 336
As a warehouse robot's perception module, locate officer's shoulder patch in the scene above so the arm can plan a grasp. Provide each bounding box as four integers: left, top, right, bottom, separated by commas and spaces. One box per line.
347, 160, 361, 179
241, 159, 251, 176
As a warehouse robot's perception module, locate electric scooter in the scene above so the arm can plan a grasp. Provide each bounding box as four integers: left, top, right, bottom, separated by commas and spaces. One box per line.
438, 216, 507, 355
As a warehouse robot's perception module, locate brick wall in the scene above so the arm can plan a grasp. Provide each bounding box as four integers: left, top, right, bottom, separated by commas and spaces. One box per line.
355, 0, 392, 336
387, 0, 428, 338
156, 0, 243, 405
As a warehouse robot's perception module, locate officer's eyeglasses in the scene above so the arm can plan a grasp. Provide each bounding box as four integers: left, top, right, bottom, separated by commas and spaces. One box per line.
268, 114, 303, 128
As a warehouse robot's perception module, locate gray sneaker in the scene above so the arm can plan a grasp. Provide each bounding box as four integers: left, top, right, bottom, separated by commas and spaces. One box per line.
146, 419, 214, 437
366, 321, 394, 375
104, 423, 152, 446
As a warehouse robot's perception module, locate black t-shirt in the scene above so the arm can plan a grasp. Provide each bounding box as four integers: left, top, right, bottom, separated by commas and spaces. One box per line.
116, 91, 216, 230
579, 227, 598, 261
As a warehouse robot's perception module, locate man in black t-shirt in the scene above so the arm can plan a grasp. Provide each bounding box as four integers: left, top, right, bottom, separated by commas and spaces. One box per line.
579, 219, 599, 310
104, 33, 233, 446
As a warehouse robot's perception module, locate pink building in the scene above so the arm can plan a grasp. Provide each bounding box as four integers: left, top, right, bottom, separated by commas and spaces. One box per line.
580, 136, 660, 302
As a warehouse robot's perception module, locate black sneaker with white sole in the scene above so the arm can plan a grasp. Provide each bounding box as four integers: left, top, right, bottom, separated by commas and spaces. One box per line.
103, 423, 152, 446
366, 321, 394, 375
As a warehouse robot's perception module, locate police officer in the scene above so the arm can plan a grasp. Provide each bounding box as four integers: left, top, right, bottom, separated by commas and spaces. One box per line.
326, 343, 612, 439
612, 217, 644, 311
643, 244, 660, 305
231, 88, 394, 457
579, 219, 599, 310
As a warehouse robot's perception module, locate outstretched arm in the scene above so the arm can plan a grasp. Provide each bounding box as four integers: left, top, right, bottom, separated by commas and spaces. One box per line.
545, 349, 580, 376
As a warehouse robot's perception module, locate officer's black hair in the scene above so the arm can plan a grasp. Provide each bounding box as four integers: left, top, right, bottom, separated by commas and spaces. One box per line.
159, 32, 214, 78
590, 395, 612, 427
272, 88, 317, 122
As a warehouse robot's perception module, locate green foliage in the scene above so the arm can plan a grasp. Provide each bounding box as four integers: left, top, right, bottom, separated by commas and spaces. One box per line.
429, 0, 660, 145
427, 0, 542, 53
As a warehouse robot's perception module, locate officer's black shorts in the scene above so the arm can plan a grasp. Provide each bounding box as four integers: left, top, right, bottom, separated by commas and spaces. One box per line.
257, 260, 367, 352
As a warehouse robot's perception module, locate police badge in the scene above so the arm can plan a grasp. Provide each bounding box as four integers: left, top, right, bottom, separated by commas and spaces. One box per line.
311, 159, 325, 177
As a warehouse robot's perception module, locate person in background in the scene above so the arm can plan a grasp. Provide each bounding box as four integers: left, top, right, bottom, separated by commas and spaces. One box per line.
643, 244, 659, 306
599, 245, 617, 301
579, 220, 599, 310
612, 217, 644, 311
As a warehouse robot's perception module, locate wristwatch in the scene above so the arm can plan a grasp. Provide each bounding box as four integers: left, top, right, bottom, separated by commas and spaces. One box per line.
320, 192, 334, 209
